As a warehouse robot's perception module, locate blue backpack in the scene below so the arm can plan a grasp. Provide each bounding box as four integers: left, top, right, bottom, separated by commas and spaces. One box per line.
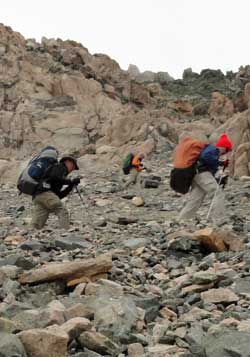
17, 146, 58, 195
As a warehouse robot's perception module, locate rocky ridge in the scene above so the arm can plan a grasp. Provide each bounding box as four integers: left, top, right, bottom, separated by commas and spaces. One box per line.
1, 24, 250, 180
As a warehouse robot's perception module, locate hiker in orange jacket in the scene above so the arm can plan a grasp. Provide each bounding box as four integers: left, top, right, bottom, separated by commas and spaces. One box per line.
122, 153, 145, 192
179, 134, 232, 223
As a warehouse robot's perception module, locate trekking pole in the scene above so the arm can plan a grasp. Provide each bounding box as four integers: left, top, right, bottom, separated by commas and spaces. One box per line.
75, 185, 86, 207
206, 174, 223, 221
74, 186, 96, 239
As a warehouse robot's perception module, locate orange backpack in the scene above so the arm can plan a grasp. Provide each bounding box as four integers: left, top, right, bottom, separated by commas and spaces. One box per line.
170, 137, 207, 194
173, 137, 207, 168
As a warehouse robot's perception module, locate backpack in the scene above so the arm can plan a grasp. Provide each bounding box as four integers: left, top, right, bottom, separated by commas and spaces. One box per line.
122, 153, 134, 175
17, 146, 59, 195
170, 138, 206, 194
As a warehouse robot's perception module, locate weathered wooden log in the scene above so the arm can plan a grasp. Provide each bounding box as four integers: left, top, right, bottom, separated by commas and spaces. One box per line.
19, 254, 112, 285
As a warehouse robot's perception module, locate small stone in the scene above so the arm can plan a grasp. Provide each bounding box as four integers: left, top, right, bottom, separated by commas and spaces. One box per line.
20, 240, 43, 251
132, 196, 144, 207
65, 303, 93, 320
237, 319, 250, 332
61, 317, 92, 340
182, 283, 214, 294
4, 235, 26, 245
127, 343, 144, 356
147, 344, 178, 354
0, 317, 17, 333
72, 283, 87, 296
98, 279, 123, 297
123, 238, 147, 250
192, 271, 218, 284
78, 331, 120, 355
54, 235, 91, 250
201, 288, 239, 304
159, 307, 177, 320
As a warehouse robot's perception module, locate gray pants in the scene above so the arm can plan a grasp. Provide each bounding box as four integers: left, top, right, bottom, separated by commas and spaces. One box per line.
179, 171, 225, 221
31, 191, 70, 230
122, 168, 143, 194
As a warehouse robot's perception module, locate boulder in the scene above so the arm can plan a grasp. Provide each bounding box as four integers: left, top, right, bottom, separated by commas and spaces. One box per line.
208, 91, 234, 124
201, 288, 239, 304
0, 332, 27, 357
93, 296, 138, 338
13, 307, 65, 331
78, 331, 120, 356
61, 317, 92, 340
212, 109, 250, 177
193, 227, 244, 252
128, 343, 144, 356
202, 329, 250, 357
18, 326, 69, 357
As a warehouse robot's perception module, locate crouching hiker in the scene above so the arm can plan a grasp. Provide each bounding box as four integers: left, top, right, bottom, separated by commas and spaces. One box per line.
17, 148, 80, 230
170, 134, 232, 223
122, 152, 146, 193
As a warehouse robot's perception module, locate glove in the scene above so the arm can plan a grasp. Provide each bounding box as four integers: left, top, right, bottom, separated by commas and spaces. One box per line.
219, 160, 229, 168
216, 175, 228, 189
71, 177, 81, 186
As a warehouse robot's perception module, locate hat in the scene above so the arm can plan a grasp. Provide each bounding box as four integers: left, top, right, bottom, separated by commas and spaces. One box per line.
216, 134, 232, 151
60, 156, 79, 170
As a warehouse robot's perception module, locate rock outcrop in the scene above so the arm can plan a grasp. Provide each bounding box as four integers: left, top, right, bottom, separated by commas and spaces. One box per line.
1, 23, 250, 181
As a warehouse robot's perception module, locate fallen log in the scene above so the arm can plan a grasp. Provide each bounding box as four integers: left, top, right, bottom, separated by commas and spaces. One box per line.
19, 254, 112, 285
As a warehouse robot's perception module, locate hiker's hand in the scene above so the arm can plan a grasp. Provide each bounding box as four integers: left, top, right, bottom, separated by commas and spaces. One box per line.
223, 159, 229, 168
71, 177, 81, 186
217, 175, 228, 188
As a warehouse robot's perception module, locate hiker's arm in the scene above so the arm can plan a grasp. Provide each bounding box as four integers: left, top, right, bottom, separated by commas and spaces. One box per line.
218, 159, 229, 168
58, 184, 74, 199
202, 148, 220, 173
48, 165, 72, 185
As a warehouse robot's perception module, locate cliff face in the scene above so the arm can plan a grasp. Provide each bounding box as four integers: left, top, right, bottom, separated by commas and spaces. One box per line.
1, 23, 250, 181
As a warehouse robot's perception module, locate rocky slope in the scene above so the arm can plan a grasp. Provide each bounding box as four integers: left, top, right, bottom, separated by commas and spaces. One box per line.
1, 24, 250, 181
0, 162, 250, 356
1, 23, 250, 357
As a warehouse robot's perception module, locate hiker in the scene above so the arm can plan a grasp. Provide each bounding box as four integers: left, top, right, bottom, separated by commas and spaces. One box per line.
31, 155, 80, 230
177, 134, 232, 222
122, 152, 146, 192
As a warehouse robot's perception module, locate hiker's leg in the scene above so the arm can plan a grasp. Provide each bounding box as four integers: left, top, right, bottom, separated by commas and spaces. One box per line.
31, 197, 49, 229
122, 169, 138, 190
43, 191, 70, 229
135, 171, 143, 195
179, 182, 205, 220
196, 171, 226, 220
33, 191, 70, 229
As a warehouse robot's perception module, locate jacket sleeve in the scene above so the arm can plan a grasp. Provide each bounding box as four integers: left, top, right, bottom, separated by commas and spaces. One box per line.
199, 146, 220, 174
58, 184, 74, 199
47, 164, 72, 185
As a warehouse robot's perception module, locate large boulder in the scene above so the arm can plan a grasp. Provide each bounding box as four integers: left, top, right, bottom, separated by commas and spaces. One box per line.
18, 326, 69, 357
211, 109, 250, 177
208, 92, 234, 124
202, 329, 250, 357
0, 332, 27, 357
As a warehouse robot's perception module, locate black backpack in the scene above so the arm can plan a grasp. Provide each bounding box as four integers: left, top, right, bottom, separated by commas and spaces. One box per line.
170, 166, 197, 194
17, 146, 58, 195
